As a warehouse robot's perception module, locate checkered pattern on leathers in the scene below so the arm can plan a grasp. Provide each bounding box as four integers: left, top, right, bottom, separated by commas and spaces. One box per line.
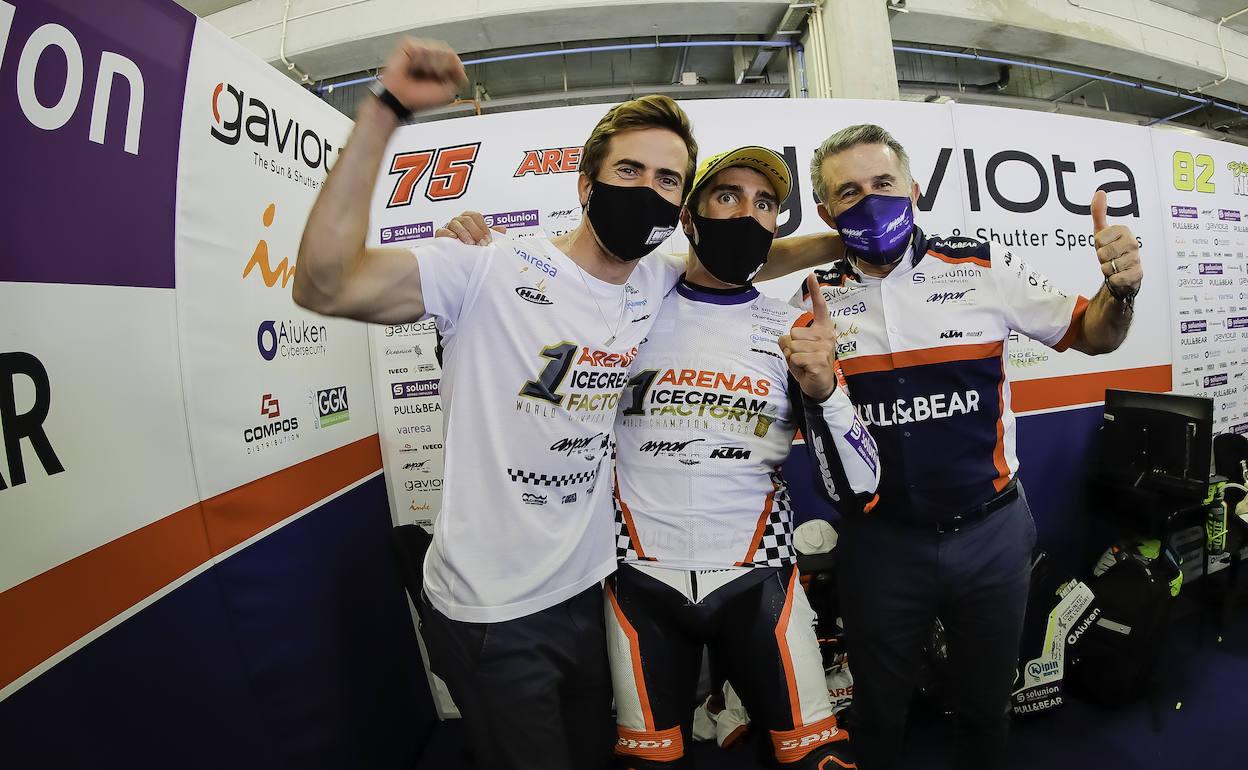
740, 471, 796, 567
614, 471, 796, 568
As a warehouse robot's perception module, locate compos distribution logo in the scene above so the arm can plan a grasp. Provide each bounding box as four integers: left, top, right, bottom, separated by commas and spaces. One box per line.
242, 203, 297, 288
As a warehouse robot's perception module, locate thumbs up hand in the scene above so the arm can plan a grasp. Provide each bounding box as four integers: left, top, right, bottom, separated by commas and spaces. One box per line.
1091, 189, 1143, 298
780, 274, 840, 402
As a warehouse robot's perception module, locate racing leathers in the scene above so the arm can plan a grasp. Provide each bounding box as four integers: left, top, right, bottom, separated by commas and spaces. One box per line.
606, 277, 880, 769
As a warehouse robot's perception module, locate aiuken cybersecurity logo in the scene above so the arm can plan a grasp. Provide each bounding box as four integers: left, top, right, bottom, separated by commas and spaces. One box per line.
210, 81, 338, 171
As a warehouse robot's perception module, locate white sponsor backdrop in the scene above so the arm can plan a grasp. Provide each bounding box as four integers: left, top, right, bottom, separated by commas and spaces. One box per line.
0, 283, 200, 597
949, 105, 1169, 382
365, 98, 1179, 534
1150, 130, 1248, 434
176, 24, 377, 500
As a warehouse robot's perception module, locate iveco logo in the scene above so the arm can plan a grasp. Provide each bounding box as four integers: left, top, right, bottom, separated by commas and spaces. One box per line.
515, 286, 553, 305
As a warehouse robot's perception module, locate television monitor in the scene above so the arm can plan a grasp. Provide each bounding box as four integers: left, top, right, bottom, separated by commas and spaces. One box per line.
1100, 389, 1213, 500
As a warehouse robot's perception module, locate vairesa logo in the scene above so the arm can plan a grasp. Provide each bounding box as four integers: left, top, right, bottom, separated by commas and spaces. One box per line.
210, 81, 337, 171
2, 1, 145, 156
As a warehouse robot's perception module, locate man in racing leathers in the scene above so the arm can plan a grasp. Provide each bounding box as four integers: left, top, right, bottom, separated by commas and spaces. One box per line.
605, 146, 880, 770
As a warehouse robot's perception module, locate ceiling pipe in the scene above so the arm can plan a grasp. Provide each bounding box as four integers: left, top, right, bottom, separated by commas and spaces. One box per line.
1193, 6, 1248, 94
892, 45, 1248, 124
279, 0, 311, 84
315, 40, 793, 94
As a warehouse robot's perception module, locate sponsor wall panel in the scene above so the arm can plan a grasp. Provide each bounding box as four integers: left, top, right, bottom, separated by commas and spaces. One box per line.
949, 104, 1169, 384
367, 319, 454, 716
0, 0, 205, 696
0, 285, 203, 601
370, 321, 445, 530
1149, 129, 1248, 434
0, 0, 195, 288
174, 22, 378, 501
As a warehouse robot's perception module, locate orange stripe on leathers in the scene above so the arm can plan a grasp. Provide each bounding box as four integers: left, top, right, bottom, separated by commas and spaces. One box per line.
606, 582, 655, 732
736, 490, 775, 566
774, 567, 803, 727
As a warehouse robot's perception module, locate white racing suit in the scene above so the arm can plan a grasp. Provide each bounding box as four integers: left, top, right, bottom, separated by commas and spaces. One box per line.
607, 278, 879, 769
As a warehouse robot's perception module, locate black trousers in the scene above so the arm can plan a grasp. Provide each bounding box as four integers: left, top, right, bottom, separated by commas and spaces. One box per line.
836, 486, 1036, 770
419, 583, 615, 770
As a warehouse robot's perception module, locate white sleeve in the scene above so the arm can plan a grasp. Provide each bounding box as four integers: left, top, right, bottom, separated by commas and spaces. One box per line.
988, 243, 1089, 352
412, 238, 496, 336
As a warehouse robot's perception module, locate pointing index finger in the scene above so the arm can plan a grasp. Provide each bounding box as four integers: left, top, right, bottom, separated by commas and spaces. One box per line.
806, 273, 830, 326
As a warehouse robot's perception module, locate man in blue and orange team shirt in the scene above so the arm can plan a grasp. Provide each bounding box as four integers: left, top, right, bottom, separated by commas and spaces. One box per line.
296, 37, 839, 770
798, 124, 1143, 770
605, 146, 879, 770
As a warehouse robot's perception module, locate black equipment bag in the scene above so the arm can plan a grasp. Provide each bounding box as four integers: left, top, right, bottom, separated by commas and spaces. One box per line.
1066, 555, 1173, 706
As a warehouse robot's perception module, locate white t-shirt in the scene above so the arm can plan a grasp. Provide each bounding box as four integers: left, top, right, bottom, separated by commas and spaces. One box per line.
416, 235, 682, 622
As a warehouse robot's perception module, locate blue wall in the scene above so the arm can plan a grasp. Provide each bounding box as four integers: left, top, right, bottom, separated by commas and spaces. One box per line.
0, 477, 435, 770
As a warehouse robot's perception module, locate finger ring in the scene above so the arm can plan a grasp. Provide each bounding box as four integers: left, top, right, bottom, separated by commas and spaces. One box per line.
1111, 259, 1119, 274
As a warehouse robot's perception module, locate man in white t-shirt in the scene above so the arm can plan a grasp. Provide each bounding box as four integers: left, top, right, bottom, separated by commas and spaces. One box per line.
294, 38, 839, 770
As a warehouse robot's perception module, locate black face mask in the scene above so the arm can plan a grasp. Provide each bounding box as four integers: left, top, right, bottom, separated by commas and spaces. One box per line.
689, 211, 775, 285
584, 180, 681, 261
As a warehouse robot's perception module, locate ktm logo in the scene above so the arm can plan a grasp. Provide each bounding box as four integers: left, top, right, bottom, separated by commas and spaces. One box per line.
386, 143, 480, 207
242, 203, 296, 288
515, 147, 582, 176
260, 394, 280, 419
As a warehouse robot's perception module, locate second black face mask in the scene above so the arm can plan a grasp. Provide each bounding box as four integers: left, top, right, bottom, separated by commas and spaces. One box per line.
689, 211, 775, 285
585, 180, 681, 261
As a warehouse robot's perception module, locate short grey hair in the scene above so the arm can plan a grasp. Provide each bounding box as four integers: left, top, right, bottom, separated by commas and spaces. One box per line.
809, 124, 912, 204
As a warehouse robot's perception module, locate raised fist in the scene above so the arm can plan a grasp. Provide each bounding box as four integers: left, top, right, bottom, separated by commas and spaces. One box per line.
379, 38, 468, 113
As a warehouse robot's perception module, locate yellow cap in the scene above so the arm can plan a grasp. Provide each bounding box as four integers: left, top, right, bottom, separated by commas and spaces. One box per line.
685, 145, 792, 206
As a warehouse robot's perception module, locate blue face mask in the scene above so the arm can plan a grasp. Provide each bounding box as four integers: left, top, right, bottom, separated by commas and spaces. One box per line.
834, 194, 915, 265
